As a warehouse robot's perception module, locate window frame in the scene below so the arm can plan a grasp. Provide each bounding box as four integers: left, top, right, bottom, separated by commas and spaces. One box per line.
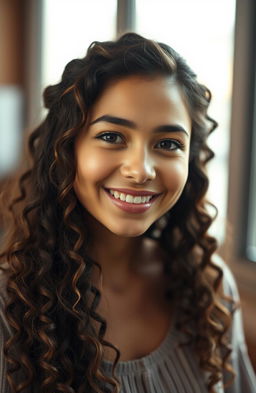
224, 0, 256, 284
223, 1, 256, 368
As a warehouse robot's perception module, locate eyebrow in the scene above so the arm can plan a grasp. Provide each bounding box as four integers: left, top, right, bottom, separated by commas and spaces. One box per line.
89, 114, 189, 137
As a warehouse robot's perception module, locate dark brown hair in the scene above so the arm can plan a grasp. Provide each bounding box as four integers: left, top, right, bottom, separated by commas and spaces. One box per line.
0, 33, 234, 393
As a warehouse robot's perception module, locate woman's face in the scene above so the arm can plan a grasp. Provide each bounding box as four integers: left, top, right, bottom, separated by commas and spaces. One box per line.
74, 75, 191, 237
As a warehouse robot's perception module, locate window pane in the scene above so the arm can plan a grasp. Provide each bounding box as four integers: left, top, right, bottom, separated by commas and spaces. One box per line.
246, 101, 256, 261
136, 0, 236, 242
0, 87, 23, 177
42, 0, 117, 88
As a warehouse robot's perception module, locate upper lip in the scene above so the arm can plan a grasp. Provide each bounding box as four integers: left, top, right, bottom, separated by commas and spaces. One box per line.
104, 187, 161, 196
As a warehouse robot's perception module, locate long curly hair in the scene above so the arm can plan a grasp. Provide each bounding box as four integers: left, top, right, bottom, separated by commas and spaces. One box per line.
0, 33, 234, 393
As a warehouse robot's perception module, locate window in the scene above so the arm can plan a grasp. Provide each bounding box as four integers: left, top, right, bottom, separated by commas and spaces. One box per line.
245, 29, 256, 262
247, 118, 256, 262
135, 0, 236, 243
42, 0, 117, 88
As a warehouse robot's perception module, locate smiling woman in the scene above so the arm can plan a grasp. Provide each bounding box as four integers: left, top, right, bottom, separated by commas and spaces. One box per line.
0, 33, 255, 393
74, 76, 190, 237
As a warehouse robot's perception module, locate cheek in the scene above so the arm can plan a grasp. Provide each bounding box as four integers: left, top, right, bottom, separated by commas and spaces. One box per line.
76, 150, 114, 185
163, 160, 189, 192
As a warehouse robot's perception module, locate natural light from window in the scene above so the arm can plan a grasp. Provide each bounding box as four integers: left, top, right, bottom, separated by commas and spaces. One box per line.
136, 0, 236, 242
42, 0, 117, 88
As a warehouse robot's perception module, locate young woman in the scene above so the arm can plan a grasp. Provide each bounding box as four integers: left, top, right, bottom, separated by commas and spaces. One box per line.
0, 33, 255, 393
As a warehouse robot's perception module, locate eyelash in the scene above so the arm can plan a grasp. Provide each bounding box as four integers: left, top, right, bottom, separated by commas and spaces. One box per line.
95, 132, 185, 151
96, 132, 124, 144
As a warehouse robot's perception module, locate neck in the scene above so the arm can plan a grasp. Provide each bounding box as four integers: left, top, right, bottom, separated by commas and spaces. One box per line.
87, 218, 145, 290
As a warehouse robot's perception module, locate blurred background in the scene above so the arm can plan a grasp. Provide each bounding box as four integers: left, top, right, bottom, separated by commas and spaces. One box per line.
0, 0, 255, 369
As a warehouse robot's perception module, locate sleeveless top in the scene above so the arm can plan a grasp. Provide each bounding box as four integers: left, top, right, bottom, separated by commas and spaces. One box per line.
0, 259, 256, 393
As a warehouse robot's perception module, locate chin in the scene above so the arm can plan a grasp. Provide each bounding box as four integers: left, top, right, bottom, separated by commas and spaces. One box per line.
108, 222, 150, 238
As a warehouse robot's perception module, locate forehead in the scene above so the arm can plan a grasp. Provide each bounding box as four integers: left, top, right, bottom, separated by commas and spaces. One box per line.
89, 75, 191, 131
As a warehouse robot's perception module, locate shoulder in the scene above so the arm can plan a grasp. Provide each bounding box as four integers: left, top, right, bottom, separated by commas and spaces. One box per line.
211, 260, 256, 390
212, 254, 248, 346
211, 254, 239, 302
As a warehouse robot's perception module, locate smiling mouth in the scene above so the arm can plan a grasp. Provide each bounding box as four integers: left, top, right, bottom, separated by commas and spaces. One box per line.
104, 188, 160, 205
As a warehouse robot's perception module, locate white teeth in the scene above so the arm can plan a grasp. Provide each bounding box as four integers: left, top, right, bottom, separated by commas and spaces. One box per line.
108, 189, 154, 204
134, 196, 142, 204
120, 193, 126, 201
125, 194, 133, 203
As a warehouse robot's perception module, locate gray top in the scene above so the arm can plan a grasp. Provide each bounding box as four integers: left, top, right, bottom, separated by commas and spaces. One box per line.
102, 259, 256, 393
0, 259, 256, 393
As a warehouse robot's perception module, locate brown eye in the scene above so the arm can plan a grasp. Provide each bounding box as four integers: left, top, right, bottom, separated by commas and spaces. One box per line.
155, 139, 183, 151
96, 132, 124, 144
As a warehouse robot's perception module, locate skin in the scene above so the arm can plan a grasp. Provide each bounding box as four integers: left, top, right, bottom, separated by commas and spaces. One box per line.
74, 75, 191, 238
73, 75, 192, 360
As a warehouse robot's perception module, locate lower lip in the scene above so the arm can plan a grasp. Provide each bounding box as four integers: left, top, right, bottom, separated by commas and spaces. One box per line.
104, 189, 160, 213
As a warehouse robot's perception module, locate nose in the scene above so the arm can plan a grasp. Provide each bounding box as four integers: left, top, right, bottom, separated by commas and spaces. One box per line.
120, 147, 156, 184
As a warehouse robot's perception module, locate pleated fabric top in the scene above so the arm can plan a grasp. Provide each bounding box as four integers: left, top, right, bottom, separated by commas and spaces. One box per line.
102, 260, 256, 393
1, 259, 256, 393
102, 312, 256, 393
